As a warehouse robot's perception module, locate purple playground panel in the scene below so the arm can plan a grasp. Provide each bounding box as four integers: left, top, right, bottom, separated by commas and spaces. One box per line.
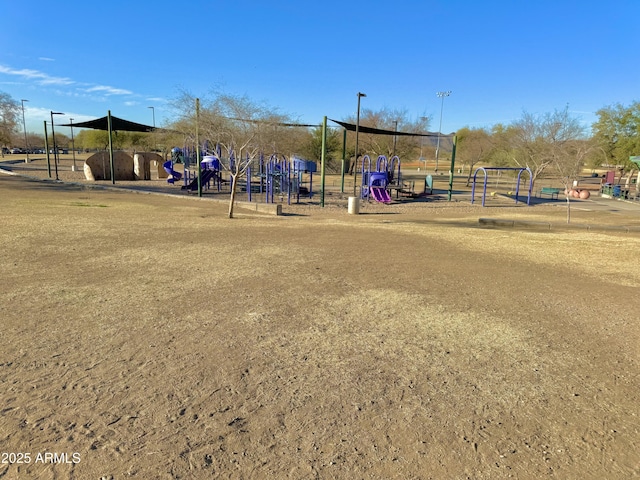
369, 171, 391, 203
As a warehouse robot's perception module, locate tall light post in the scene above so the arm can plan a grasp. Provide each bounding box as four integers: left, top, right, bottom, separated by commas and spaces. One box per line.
435, 90, 451, 172
20, 99, 29, 163
148, 106, 156, 151
69, 118, 77, 171
419, 116, 428, 170
50, 111, 64, 180
392, 120, 398, 157
353, 92, 366, 197
147, 106, 155, 128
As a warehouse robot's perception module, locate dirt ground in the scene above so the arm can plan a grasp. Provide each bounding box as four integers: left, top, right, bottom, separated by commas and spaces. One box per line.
0, 157, 639, 479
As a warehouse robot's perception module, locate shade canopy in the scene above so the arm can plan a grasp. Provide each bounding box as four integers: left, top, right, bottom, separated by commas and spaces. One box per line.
329, 119, 453, 137
59, 115, 156, 132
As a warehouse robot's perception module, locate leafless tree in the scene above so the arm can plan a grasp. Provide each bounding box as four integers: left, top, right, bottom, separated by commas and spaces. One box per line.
0, 92, 20, 153
456, 127, 494, 186
553, 139, 592, 223
172, 91, 296, 218
509, 107, 585, 188
343, 107, 432, 172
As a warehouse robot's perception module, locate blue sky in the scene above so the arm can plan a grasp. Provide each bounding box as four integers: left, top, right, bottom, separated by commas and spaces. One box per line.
1, 0, 639, 136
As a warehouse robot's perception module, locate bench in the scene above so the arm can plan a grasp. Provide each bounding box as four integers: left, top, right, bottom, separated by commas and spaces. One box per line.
539, 187, 560, 199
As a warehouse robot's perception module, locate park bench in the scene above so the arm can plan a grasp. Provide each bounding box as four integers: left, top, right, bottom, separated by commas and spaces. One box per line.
539, 187, 560, 199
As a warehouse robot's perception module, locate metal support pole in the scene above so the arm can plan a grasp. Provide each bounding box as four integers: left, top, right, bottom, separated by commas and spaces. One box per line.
70, 118, 77, 171
340, 128, 346, 193
435, 91, 451, 172
43, 121, 51, 178
50, 111, 60, 181
320, 116, 327, 207
107, 110, 115, 184
353, 92, 366, 196
447, 135, 457, 201
196, 98, 202, 197
392, 120, 398, 157
21, 99, 29, 163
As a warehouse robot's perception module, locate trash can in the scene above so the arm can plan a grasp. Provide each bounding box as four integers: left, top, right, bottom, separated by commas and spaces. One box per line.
348, 196, 360, 214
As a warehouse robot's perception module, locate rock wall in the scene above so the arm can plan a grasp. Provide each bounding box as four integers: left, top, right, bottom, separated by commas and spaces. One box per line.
84, 151, 135, 181
133, 152, 164, 180
84, 151, 166, 181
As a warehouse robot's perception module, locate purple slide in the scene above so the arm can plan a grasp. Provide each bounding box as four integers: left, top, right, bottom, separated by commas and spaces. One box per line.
371, 187, 391, 204
163, 161, 182, 184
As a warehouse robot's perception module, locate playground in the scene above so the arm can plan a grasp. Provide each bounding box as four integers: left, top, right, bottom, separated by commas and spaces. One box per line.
0, 170, 639, 479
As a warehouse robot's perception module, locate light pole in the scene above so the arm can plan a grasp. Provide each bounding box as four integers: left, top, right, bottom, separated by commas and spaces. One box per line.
50, 111, 64, 180
69, 118, 77, 171
435, 90, 451, 172
392, 120, 398, 157
353, 92, 366, 197
419, 116, 428, 170
148, 106, 156, 151
21, 99, 29, 163
147, 106, 155, 128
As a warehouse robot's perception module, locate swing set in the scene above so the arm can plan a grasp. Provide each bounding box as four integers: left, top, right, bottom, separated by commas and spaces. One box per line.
471, 167, 533, 207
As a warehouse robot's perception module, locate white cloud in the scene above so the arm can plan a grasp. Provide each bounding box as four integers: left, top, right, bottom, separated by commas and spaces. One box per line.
23, 106, 97, 129
85, 85, 133, 96
0, 64, 136, 97
39, 57, 55, 62
0, 65, 74, 86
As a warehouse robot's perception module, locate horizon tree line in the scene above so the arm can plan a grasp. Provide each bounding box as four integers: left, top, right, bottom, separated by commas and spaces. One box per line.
1, 90, 639, 188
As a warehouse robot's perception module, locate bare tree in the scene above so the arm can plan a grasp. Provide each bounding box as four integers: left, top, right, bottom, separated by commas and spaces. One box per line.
172, 91, 295, 218
200, 95, 260, 218
343, 107, 432, 172
0, 92, 20, 153
456, 127, 494, 186
553, 139, 591, 223
509, 107, 585, 188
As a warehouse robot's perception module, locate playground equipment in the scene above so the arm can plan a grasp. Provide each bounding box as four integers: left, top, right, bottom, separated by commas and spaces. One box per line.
424, 174, 434, 195
181, 155, 224, 191
167, 148, 317, 203
258, 154, 316, 204
360, 154, 402, 203
632, 156, 640, 200
263, 154, 290, 203
162, 147, 185, 184
602, 157, 640, 200
471, 167, 532, 206
163, 160, 182, 184
369, 171, 392, 203
162, 141, 318, 205
292, 156, 317, 199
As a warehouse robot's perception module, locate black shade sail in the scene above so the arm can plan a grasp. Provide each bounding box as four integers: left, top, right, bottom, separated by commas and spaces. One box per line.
59, 115, 156, 132
329, 119, 453, 138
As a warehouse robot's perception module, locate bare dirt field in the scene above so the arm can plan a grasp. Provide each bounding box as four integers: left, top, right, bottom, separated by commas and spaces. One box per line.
1, 158, 639, 479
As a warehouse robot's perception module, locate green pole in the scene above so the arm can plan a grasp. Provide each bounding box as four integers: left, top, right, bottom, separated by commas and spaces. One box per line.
107, 110, 115, 184
353, 93, 365, 197
447, 135, 457, 201
320, 116, 327, 207
340, 128, 346, 193
196, 98, 202, 197
43, 121, 51, 178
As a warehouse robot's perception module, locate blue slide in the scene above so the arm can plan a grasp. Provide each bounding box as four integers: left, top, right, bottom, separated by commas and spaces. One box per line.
181, 169, 220, 191
163, 161, 182, 184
